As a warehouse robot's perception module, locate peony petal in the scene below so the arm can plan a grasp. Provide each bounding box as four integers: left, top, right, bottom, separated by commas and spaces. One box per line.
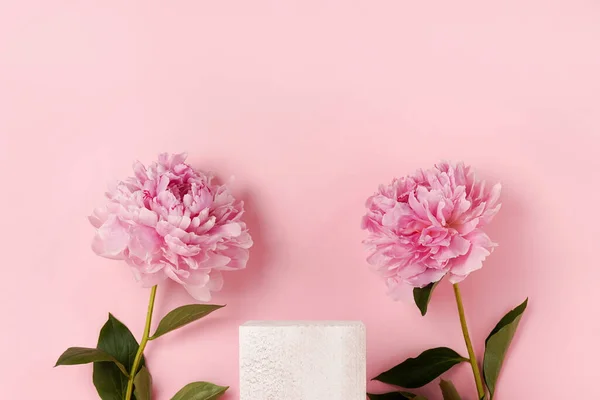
127, 226, 161, 261
93, 216, 130, 258
89, 207, 109, 228
181, 271, 210, 286
397, 262, 427, 279
382, 203, 413, 229
179, 215, 191, 230
431, 234, 471, 261
480, 203, 502, 225
88, 215, 103, 229
195, 215, 216, 234
366, 246, 392, 267
171, 152, 188, 166
207, 270, 224, 291
131, 266, 167, 287
157, 175, 170, 193
455, 218, 479, 235
408, 192, 428, 220
436, 200, 447, 226
487, 183, 502, 207
164, 265, 190, 284
138, 208, 158, 227
205, 253, 232, 268
406, 268, 446, 287
165, 235, 201, 256
156, 221, 173, 237
132, 161, 148, 183
448, 273, 467, 284
181, 255, 199, 270
466, 229, 495, 248
157, 191, 176, 209
215, 247, 250, 270
386, 279, 415, 302
213, 222, 242, 237
184, 284, 212, 301
448, 245, 491, 277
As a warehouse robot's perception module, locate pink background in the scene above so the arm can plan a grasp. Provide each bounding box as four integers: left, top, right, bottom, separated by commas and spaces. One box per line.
1, 1, 599, 399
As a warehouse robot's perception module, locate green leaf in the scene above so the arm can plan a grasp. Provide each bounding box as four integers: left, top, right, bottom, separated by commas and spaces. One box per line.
439, 379, 462, 400
170, 382, 228, 400
483, 298, 528, 400
367, 392, 424, 399
413, 281, 440, 316
54, 347, 129, 377
134, 366, 152, 400
93, 313, 146, 400
150, 304, 224, 340
373, 347, 468, 388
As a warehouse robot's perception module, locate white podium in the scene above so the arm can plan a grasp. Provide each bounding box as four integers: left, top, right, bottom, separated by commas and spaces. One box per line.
239, 321, 366, 400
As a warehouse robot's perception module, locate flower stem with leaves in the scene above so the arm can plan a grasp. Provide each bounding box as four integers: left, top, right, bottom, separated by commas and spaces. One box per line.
453, 283, 485, 399
124, 285, 157, 400
55, 287, 228, 400
369, 281, 527, 400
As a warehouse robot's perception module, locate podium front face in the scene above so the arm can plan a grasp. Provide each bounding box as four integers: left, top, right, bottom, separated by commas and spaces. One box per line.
239, 321, 366, 400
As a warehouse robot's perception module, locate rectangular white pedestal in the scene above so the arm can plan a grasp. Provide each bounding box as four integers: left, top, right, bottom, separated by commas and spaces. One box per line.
239, 321, 366, 400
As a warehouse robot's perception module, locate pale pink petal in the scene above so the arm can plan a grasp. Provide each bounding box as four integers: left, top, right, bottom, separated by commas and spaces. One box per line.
406, 269, 447, 287
128, 226, 161, 261
131, 267, 167, 287
398, 262, 427, 279
455, 218, 479, 235
92, 216, 130, 258
216, 247, 250, 270
138, 208, 158, 227
449, 245, 491, 278
386, 279, 414, 302
182, 270, 210, 285
184, 284, 212, 301
165, 235, 201, 257
132, 161, 148, 183
164, 265, 191, 284
207, 270, 224, 291
212, 222, 242, 237
205, 253, 232, 268
171, 153, 188, 166
408, 192, 428, 220
487, 183, 502, 207
431, 235, 471, 261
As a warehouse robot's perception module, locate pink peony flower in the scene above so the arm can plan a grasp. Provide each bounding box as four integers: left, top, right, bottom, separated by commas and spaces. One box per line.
361, 161, 501, 296
89, 153, 252, 301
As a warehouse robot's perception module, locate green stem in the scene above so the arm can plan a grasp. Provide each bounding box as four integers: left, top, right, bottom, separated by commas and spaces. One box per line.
124, 285, 157, 400
453, 283, 486, 400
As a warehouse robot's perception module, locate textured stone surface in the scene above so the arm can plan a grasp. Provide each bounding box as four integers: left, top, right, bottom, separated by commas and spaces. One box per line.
239, 321, 366, 400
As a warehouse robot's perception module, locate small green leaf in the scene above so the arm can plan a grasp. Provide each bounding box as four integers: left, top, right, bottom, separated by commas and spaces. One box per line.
150, 304, 224, 340
367, 392, 424, 399
93, 313, 146, 400
134, 366, 152, 400
373, 347, 468, 388
439, 379, 462, 400
54, 347, 129, 377
413, 281, 440, 316
170, 382, 228, 400
483, 298, 528, 399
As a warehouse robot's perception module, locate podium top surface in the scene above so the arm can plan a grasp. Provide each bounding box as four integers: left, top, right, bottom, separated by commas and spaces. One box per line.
241, 320, 364, 327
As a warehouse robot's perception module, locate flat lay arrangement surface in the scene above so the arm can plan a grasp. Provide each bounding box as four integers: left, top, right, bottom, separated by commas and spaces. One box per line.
1, 1, 600, 399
